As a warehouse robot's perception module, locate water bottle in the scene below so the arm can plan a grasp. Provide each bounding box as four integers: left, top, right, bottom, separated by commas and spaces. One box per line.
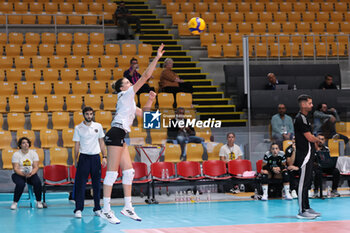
179, 191, 184, 203
327, 186, 331, 198
293, 84, 297, 90
240, 184, 245, 192
161, 169, 165, 180
186, 190, 191, 202
207, 189, 211, 202
165, 168, 169, 180
190, 190, 195, 203
175, 191, 179, 203
195, 190, 200, 202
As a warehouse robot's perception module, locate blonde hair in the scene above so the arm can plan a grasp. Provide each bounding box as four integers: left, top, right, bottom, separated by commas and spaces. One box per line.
163, 58, 173, 67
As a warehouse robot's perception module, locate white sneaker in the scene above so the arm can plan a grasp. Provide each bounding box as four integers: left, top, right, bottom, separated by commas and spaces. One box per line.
75, 210, 82, 218
36, 201, 43, 209
284, 191, 293, 200
121, 207, 142, 221
291, 190, 298, 199
101, 210, 120, 224
10, 202, 17, 210
94, 210, 103, 217
261, 194, 268, 201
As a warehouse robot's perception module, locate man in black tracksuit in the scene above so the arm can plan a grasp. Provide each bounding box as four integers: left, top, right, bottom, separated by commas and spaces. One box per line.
294, 94, 321, 219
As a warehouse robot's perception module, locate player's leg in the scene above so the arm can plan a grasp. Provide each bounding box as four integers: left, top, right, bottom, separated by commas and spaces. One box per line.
261, 170, 271, 201
90, 154, 102, 214
74, 154, 91, 216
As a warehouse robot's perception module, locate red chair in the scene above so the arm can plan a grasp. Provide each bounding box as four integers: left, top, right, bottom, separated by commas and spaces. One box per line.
132, 162, 151, 198
228, 160, 256, 179
150, 162, 179, 199
202, 160, 232, 180
43, 165, 70, 202
177, 161, 204, 180
256, 160, 263, 174
69, 165, 92, 184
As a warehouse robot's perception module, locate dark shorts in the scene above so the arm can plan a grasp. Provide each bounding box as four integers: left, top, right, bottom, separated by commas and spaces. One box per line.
104, 127, 126, 147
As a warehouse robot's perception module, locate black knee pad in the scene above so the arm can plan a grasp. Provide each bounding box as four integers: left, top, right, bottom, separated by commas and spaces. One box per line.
282, 171, 289, 183
261, 174, 269, 184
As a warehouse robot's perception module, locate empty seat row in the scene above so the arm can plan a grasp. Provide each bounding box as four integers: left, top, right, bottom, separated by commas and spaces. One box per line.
200, 32, 350, 47
0, 2, 115, 14
0, 32, 104, 45
179, 21, 350, 35
0, 92, 193, 113
0, 55, 151, 69
166, 2, 349, 14
206, 42, 349, 58
172, 11, 350, 25
0, 67, 163, 82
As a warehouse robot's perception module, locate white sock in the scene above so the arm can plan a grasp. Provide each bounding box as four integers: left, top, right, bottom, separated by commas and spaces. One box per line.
262, 185, 268, 196
103, 197, 111, 213
124, 196, 132, 209
284, 184, 290, 193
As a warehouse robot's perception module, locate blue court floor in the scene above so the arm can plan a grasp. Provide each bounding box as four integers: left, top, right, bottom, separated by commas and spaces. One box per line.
1, 196, 350, 233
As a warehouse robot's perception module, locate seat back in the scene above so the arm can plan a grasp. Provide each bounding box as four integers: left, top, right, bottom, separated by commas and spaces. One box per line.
177, 161, 201, 178
43, 165, 69, 182
132, 162, 148, 179
164, 143, 181, 162
49, 147, 68, 165
186, 143, 204, 162
228, 159, 252, 175
202, 160, 227, 177
256, 159, 263, 173
150, 162, 176, 178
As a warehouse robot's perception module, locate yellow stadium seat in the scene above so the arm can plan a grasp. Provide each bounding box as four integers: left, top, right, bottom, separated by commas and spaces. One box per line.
150, 130, 167, 145
28, 95, 45, 112
0, 82, 14, 95
94, 110, 112, 129
289, 12, 302, 23
25, 69, 41, 82
200, 33, 214, 47
253, 22, 267, 33
100, 56, 116, 68
57, 32, 72, 45
66, 56, 82, 68
245, 12, 258, 23
75, 2, 88, 14
72, 44, 88, 56
122, 44, 137, 56
207, 22, 222, 33
7, 112, 26, 130
6, 69, 22, 82
89, 33, 104, 45
2, 148, 18, 169
207, 142, 223, 160
280, 2, 292, 12
38, 44, 54, 57
14, 56, 30, 69
14, 2, 28, 13
129, 127, 147, 145
29, 2, 43, 14
49, 147, 68, 165
236, 2, 250, 12
56, 44, 71, 56
45, 3, 58, 14
181, 2, 194, 13
194, 2, 208, 13
178, 23, 192, 36
25, 32, 40, 45
320, 2, 333, 12
46, 95, 64, 111
0, 57, 13, 69
102, 94, 117, 111
297, 22, 310, 33
8, 95, 27, 113
59, 68, 76, 81
172, 12, 185, 25
195, 128, 211, 142
22, 15, 36, 25
89, 80, 107, 94
176, 92, 192, 108
71, 81, 88, 94
74, 33, 89, 44
40, 129, 59, 148
0, 33, 6, 44
37, 15, 52, 24
0, 2, 12, 13
52, 81, 69, 95
8, 33, 23, 44
66, 95, 83, 111
207, 43, 222, 58
334, 2, 347, 12
223, 43, 241, 58
312, 22, 326, 33
215, 12, 229, 23
186, 143, 204, 162
89, 2, 103, 14
138, 43, 152, 57
328, 139, 343, 157
32, 56, 48, 69
32, 148, 44, 167
73, 111, 84, 126
77, 68, 94, 81
62, 128, 74, 148
8, 15, 22, 25
222, 2, 235, 12
88, 45, 104, 56
60, 2, 73, 14
105, 44, 120, 56
30, 112, 48, 130
138, 93, 155, 109
95, 68, 111, 81
84, 94, 101, 110
201, 12, 215, 24
265, 2, 278, 12
41, 33, 56, 45
209, 2, 222, 13
5, 44, 21, 56
166, 2, 179, 14
163, 143, 181, 163
43, 68, 59, 81
340, 22, 350, 33
157, 92, 174, 109
17, 129, 36, 146
0, 131, 12, 149
308, 2, 320, 12
52, 111, 70, 130
33, 81, 51, 95
16, 81, 33, 95
330, 12, 343, 22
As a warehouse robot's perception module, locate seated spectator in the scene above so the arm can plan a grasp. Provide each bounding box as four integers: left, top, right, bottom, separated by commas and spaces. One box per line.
313, 103, 349, 144
313, 134, 341, 197
114, 1, 141, 39
261, 143, 292, 201
265, 73, 286, 90
123, 58, 153, 95
167, 107, 206, 161
285, 137, 299, 199
271, 104, 294, 148
159, 58, 193, 95
319, 74, 338, 90
11, 137, 43, 210
219, 132, 243, 162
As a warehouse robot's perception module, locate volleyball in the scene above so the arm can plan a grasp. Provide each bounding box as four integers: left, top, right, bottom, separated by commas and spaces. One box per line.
188, 17, 206, 35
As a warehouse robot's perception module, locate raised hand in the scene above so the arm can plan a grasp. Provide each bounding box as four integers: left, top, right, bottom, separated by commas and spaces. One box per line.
157, 43, 165, 58
149, 91, 156, 100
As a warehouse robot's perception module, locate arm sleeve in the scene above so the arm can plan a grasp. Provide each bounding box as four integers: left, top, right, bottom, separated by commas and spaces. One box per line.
295, 116, 310, 134
123, 85, 135, 100
32, 151, 39, 162
98, 124, 105, 138
11, 153, 19, 163
72, 126, 80, 142
219, 146, 226, 157
262, 153, 269, 163
314, 110, 332, 121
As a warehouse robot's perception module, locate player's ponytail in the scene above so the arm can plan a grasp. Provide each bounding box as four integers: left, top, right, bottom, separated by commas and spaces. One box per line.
112, 78, 124, 93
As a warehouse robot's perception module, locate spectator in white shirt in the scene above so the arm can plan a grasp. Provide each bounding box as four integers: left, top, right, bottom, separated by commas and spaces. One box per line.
219, 132, 243, 161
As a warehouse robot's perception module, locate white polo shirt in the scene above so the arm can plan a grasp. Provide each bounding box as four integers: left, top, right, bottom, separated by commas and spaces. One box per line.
73, 121, 105, 155
111, 86, 136, 132
219, 144, 243, 161
12, 150, 39, 174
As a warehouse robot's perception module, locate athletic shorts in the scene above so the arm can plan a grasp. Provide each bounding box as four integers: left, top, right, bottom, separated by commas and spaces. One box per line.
104, 127, 126, 147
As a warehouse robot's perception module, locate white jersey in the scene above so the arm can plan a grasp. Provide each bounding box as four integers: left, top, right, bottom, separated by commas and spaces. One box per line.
12, 150, 39, 175
111, 86, 136, 132
73, 121, 105, 155
219, 144, 243, 161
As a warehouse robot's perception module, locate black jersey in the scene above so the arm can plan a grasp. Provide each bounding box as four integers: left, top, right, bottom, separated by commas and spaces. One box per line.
294, 112, 314, 167
263, 151, 286, 170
